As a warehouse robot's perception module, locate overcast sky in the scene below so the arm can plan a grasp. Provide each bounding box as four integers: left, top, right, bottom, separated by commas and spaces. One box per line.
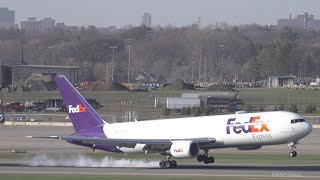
1, 0, 320, 28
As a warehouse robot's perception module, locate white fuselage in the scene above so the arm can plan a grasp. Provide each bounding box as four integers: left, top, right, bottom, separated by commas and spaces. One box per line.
102, 111, 312, 154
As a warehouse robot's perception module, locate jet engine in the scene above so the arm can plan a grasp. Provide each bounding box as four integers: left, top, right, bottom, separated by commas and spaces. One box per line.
170, 141, 200, 159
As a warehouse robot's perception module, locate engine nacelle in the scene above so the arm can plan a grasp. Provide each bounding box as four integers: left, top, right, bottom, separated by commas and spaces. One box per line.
237, 145, 262, 150
170, 141, 200, 159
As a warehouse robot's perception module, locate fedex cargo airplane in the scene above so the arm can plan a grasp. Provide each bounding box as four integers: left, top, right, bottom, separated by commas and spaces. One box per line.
29, 75, 313, 168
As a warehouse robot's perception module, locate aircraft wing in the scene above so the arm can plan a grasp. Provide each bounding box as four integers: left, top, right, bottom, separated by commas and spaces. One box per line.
27, 136, 216, 149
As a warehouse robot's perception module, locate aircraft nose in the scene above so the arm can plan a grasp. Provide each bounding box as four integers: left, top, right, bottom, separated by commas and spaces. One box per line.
307, 122, 313, 134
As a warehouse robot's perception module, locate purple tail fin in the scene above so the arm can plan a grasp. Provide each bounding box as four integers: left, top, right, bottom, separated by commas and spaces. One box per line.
54, 75, 105, 133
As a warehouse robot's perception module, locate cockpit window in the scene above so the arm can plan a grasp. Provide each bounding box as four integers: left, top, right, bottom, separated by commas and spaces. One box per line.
291, 119, 305, 124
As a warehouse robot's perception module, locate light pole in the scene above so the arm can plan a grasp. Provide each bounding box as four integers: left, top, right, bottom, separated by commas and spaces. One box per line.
220, 44, 224, 83
48, 46, 55, 65
11, 68, 14, 96
39, 46, 44, 65
126, 39, 133, 83
109, 46, 118, 81
198, 47, 202, 84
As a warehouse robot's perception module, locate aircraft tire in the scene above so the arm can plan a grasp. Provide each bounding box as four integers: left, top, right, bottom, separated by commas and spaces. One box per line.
208, 156, 214, 163
197, 155, 205, 162
204, 158, 209, 164
159, 160, 165, 168
293, 151, 297, 157
171, 160, 177, 168
289, 151, 297, 157
165, 160, 171, 168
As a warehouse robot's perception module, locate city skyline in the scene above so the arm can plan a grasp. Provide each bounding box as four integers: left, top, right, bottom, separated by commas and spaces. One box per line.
1, 0, 320, 28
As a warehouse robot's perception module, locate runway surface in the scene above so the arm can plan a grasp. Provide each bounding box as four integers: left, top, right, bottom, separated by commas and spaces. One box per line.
0, 164, 320, 179
0, 126, 319, 179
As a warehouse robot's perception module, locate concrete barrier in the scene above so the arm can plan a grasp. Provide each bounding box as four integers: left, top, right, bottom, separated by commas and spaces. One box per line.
64, 122, 73, 127
38, 122, 51, 126
13, 122, 26, 126
25, 122, 39, 126
2, 121, 73, 127
4, 121, 13, 126
51, 122, 66, 126
313, 125, 320, 128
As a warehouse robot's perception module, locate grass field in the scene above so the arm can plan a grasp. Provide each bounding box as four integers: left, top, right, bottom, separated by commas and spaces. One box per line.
2, 87, 320, 107
238, 88, 320, 105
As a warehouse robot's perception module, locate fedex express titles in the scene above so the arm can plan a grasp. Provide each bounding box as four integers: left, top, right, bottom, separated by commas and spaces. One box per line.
226, 116, 272, 139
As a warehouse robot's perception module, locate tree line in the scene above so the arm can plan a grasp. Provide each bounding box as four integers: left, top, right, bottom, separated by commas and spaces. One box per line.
1, 24, 320, 83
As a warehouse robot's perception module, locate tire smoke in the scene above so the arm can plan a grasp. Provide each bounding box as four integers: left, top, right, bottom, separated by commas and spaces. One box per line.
27, 153, 159, 167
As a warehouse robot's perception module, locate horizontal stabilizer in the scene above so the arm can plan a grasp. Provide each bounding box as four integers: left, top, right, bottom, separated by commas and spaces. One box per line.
25, 136, 61, 140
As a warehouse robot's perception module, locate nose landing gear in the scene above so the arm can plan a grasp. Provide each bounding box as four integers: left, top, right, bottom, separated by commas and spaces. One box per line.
289, 151, 297, 157
288, 141, 298, 157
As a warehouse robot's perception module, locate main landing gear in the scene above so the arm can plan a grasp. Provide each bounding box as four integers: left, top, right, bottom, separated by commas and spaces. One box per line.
197, 154, 214, 164
288, 141, 298, 157
197, 150, 215, 164
159, 156, 177, 168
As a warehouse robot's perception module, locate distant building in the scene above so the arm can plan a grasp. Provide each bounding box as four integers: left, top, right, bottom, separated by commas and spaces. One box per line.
108, 26, 117, 34
0, 7, 16, 29
155, 92, 242, 112
22, 17, 56, 32
56, 22, 79, 31
268, 76, 295, 88
277, 12, 320, 31
56, 22, 66, 29
40, 17, 55, 31
21, 17, 40, 32
0, 64, 80, 88
142, 12, 151, 28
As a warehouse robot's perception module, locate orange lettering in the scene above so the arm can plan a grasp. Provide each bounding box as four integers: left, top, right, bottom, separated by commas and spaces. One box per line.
78, 104, 87, 112
260, 123, 270, 132
250, 116, 260, 132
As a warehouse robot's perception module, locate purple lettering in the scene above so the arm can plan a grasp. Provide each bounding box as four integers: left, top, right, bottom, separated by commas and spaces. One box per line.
226, 118, 236, 134
242, 122, 250, 133
233, 122, 243, 134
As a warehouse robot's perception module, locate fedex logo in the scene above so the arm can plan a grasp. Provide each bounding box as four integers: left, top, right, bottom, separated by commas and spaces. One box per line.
174, 148, 183, 153
226, 116, 270, 134
68, 104, 87, 113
